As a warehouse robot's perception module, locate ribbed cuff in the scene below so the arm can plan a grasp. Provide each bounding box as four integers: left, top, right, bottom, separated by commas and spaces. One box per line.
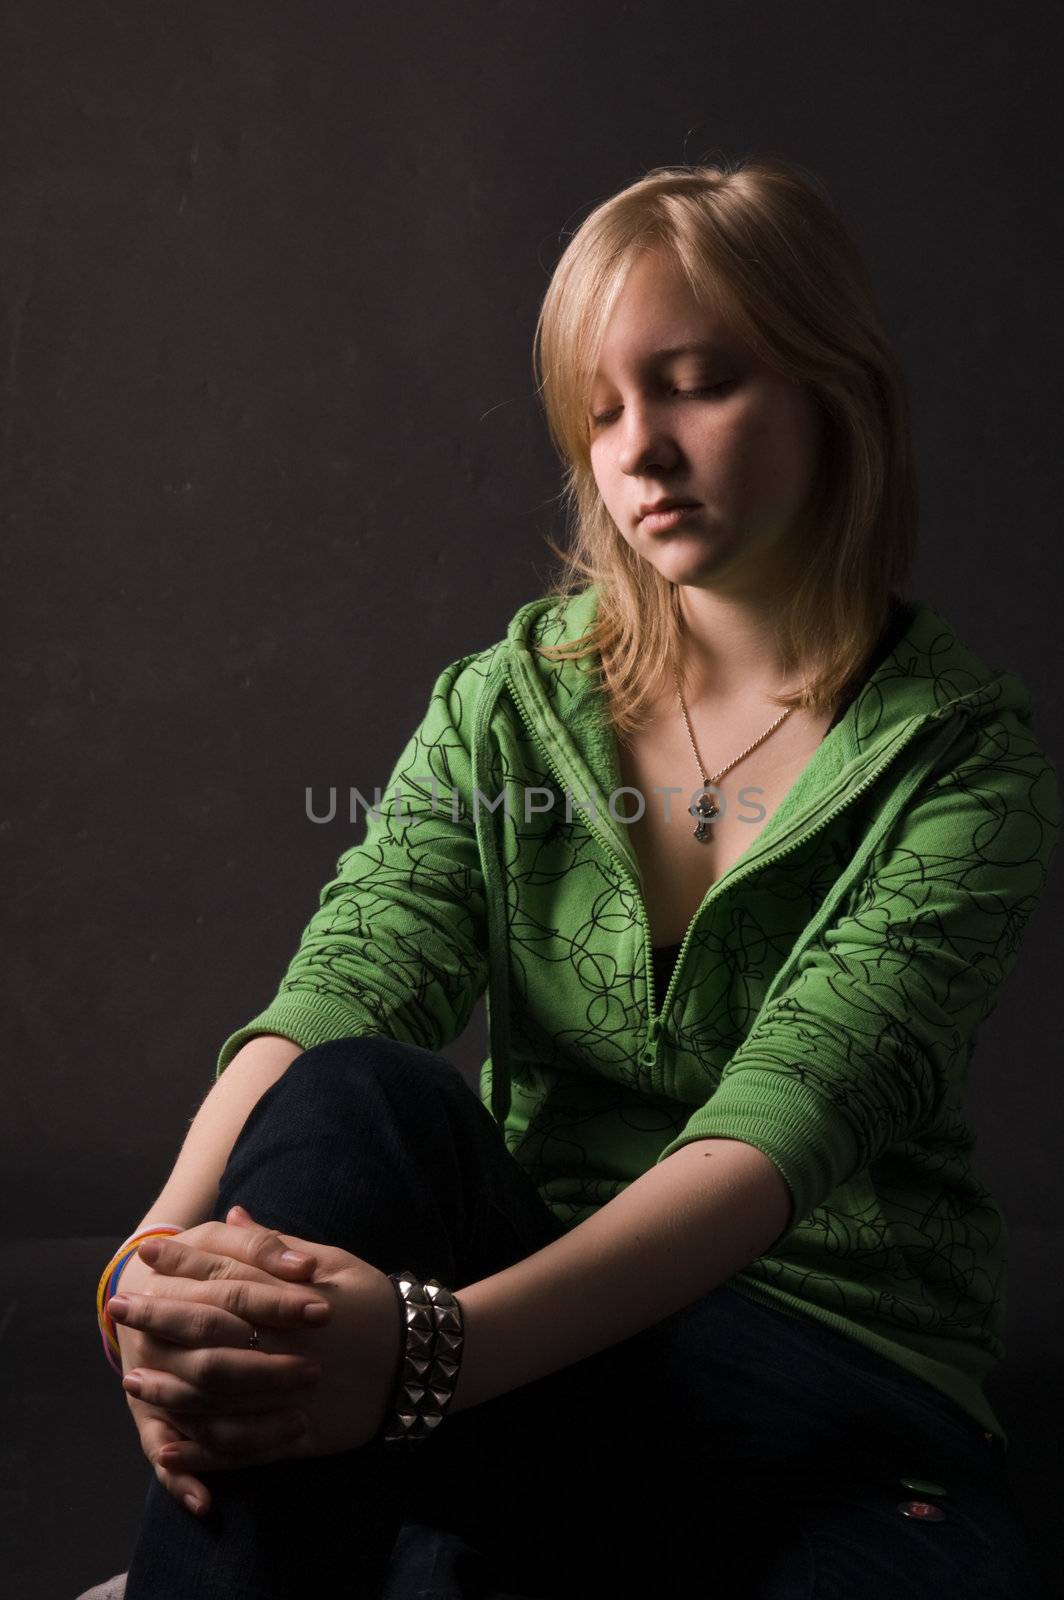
653, 1067, 861, 1240
215, 991, 385, 1078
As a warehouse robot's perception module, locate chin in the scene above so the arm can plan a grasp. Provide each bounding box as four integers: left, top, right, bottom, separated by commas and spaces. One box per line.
649, 545, 724, 584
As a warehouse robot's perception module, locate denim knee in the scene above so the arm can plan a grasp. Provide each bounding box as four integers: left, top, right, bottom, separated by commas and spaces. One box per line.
278, 1033, 467, 1106
216, 1034, 473, 1246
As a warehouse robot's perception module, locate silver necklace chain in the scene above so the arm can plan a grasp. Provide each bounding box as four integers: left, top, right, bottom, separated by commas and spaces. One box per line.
671, 660, 795, 842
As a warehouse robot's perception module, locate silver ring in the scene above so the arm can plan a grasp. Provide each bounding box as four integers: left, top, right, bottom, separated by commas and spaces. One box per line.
248, 1325, 260, 1350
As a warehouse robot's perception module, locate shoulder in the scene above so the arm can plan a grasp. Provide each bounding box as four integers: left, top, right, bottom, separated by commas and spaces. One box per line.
411, 590, 581, 747
912, 601, 1058, 820
431, 588, 600, 713
848, 596, 1049, 754
828, 595, 1061, 885
881, 696, 1062, 906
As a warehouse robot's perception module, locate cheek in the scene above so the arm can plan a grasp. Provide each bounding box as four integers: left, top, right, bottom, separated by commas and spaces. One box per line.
693, 416, 763, 496
685, 399, 767, 481
734, 399, 819, 501
589, 451, 627, 526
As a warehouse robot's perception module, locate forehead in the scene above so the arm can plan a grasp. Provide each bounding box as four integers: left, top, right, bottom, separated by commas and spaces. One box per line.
594, 336, 733, 372
591, 252, 741, 382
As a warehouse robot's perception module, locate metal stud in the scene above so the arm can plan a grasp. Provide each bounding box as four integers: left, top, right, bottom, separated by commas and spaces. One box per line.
383, 1271, 464, 1446
897, 1500, 946, 1522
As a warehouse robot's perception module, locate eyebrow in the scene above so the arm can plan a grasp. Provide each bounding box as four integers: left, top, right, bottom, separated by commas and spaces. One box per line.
591, 339, 734, 383
646, 340, 731, 361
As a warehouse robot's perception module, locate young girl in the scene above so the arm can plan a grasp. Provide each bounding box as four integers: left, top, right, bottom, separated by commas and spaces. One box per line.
97, 157, 1057, 1599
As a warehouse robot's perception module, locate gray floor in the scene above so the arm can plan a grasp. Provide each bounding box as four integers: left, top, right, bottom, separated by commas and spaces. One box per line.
3, 1226, 1061, 1599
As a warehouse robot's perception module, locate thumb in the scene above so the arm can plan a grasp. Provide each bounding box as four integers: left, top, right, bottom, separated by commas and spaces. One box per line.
227, 1203, 317, 1277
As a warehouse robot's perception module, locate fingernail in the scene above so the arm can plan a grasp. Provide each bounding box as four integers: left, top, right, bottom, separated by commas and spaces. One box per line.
122, 1372, 142, 1396
183, 1493, 203, 1515
280, 1250, 310, 1266
303, 1300, 330, 1322
108, 1295, 131, 1316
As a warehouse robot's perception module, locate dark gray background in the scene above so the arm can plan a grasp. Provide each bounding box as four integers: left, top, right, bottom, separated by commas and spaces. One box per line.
3, 2, 1060, 1595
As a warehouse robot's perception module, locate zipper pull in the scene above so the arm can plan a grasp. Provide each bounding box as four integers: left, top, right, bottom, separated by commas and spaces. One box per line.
640, 1014, 662, 1068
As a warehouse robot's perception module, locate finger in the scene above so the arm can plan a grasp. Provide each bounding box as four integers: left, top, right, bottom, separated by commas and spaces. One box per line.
160, 1402, 308, 1452
141, 1221, 319, 1282
135, 1234, 314, 1288
108, 1285, 330, 1358
109, 1291, 260, 1352
125, 1340, 322, 1401
155, 1408, 311, 1474
135, 1403, 212, 1517
124, 1366, 321, 1420
118, 1321, 322, 1411
110, 1271, 333, 1331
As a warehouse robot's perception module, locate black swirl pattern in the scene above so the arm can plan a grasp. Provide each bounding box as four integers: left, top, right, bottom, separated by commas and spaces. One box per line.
216, 587, 1060, 1440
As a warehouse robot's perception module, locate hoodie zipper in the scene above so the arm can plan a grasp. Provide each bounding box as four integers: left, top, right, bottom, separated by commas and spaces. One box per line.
649, 711, 970, 1037
502, 662, 659, 1049
504, 660, 979, 1078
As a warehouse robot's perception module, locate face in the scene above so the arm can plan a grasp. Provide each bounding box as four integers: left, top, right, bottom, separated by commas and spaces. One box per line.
586, 247, 825, 598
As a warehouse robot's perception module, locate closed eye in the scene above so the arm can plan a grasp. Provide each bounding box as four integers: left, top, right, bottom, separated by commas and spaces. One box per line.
589, 378, 738, 430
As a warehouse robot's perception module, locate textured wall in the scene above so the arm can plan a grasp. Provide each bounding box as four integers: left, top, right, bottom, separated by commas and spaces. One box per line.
2, 1, 1059, 1252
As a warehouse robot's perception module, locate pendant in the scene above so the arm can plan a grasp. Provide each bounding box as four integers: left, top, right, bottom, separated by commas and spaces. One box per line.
688, 787, 719, 843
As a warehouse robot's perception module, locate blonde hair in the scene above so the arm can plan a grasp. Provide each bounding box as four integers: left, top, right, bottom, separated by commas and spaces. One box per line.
530, 154, 918, 737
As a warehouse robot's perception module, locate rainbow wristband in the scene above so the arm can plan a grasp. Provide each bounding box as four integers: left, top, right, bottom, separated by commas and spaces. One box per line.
96, 1225, 185, 1375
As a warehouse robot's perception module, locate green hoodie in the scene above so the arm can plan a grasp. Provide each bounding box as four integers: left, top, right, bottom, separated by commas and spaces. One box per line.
217, 585, 1060, 1444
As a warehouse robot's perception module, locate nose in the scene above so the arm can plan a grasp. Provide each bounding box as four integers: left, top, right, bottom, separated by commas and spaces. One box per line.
615, 402, 682, 479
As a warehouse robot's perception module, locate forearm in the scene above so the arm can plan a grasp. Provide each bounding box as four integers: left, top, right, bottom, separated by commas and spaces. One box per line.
450, 1136, 792, 1415
125, 1033, 306, 1242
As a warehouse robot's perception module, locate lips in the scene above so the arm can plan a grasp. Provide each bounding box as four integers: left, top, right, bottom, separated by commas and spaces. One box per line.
638, 498, 701, 520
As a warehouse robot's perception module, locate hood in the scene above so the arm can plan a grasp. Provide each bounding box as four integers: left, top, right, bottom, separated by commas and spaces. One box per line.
472, 585, 1035, 1131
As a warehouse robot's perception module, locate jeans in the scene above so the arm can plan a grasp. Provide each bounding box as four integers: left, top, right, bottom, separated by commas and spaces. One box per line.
122, 1035, 1044, 1598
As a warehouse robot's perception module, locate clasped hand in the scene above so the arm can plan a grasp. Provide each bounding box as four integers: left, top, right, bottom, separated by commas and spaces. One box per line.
109, 1204, 401, 1516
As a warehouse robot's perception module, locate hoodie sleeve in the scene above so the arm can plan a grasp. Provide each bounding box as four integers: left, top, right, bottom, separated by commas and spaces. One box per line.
653, 706, 1061, 1244
214, 649, 493, 1078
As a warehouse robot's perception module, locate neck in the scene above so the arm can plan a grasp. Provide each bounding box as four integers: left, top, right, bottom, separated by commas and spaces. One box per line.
675, 582, 799, 704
